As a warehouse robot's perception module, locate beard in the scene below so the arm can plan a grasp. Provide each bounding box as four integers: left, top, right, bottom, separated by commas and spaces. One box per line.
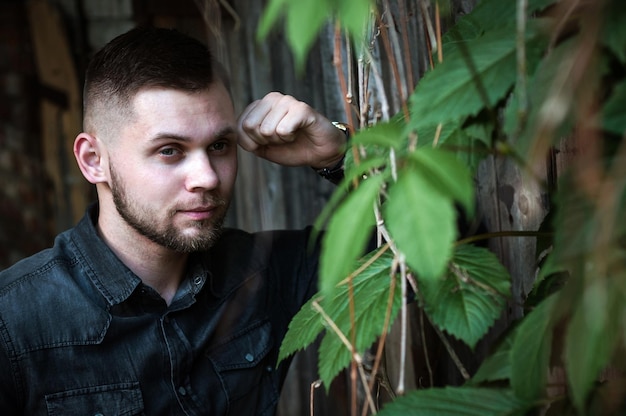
109, 164, 228, 253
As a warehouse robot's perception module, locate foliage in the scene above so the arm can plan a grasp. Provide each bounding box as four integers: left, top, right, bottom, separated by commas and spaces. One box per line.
260, 0, 626, 414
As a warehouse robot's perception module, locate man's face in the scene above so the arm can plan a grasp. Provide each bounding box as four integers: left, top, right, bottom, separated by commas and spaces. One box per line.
104, 83, 238, 252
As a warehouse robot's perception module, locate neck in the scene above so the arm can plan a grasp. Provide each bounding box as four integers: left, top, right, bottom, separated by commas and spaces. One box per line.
97, 209, 188, 306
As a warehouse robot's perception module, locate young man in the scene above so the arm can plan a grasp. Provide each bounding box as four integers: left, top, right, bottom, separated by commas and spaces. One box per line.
0, 27, 346, 415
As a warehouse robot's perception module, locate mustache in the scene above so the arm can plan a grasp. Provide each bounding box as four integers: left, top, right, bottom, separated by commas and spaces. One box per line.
171, 195, 229, 214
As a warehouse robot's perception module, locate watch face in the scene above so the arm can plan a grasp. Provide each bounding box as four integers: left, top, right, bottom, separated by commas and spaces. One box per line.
332, 121, 350, 135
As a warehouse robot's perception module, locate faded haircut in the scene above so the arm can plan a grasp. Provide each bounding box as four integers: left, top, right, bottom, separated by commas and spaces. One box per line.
83, 26, 229, 137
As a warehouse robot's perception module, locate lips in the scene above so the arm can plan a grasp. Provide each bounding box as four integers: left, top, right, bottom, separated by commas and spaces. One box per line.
178, 207, 216, 221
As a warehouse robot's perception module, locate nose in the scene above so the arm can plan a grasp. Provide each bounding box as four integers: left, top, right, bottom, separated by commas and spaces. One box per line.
185, 153, 219, 192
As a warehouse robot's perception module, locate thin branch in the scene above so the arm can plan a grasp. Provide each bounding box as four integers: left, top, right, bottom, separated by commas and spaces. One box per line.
311, 300, 377, 415
398, 0, 415, 92
312, 300, 362, 363
427, 314, 471, 380
435, 0, 443, 63
310, 379, 322, 416
396, 255, 408, 395
419, 308, 434, 387
360, 260, 398, 416
455, 230, 553, 247
377, 8, 410, 120
334, 22, 355, 128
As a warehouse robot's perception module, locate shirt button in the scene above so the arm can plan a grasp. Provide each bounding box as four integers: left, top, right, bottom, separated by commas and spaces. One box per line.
193, 276, 203, 285
178, 386, 187, 396
245, 353, 254, 362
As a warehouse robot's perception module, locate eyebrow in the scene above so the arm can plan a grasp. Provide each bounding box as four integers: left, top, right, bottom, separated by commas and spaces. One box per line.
149, 126, 237, 143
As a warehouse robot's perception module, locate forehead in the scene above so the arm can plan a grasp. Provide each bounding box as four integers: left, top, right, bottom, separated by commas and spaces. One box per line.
131, 84, 234, 121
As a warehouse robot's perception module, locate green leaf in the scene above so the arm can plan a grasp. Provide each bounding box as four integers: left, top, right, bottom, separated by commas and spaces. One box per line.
565, 278, 622, 412
257, 0, 288, 40
286, 0, 331, 71
344, 155, 389, 184
336, 0, 373, 47
510, 294, 558, 400
412, 21, 546, 130
420, 245, 511, 349
319, 174, 383, 294
413, 120, 491, 171
384, 162, 456, 281
317, 250, 399, 386
412, 120, 463, 148
443, 0, 556, 43
410, 147, 475, 216
277, 295, 326, 364
603, 80, 626, 136
279, 249, 397, 375
471, 331, 515, 384
352, 118, 406, 149
258, 0, 373, 71
376, 386, 533, 416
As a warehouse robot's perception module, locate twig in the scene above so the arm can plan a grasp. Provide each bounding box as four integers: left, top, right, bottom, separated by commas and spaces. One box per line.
310, 379, 322, 416
427, 314, 471, 380
311, 300, 377, 415
435, 0, 443, 64
360, 259, 398, 416
397, 0, 415, 92
334, 23, 355, 128
419, 308, 434, 387
455, 230, 553, 247
396, 255, 408, 395
377, 8, 409, 120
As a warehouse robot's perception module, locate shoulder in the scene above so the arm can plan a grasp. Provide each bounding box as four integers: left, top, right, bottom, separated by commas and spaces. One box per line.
0, 230, 109, 356
0, 230, 75, 293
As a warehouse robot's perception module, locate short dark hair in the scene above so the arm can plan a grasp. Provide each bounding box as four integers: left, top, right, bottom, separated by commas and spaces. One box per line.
83, 26, 226, 134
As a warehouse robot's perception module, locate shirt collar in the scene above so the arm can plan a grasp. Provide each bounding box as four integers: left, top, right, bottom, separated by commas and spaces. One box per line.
69, 204, 142, 306
69, 204, 212, 308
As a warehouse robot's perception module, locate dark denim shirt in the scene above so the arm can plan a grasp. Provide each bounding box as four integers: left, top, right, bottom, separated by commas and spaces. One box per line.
0, 206, 319, 415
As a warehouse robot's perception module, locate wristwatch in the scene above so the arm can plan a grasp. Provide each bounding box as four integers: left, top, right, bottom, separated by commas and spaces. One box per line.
316, 122, 350, 184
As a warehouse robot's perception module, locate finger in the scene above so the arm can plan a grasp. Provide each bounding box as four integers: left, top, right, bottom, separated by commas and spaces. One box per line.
273, 100, 316, 141
238, 100, 268, 151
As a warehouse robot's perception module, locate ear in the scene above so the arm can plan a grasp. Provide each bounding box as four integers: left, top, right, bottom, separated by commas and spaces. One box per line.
74, 132, 108, 184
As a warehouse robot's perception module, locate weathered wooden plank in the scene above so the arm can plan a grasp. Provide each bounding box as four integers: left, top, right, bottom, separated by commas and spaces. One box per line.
27, 0, 90, 229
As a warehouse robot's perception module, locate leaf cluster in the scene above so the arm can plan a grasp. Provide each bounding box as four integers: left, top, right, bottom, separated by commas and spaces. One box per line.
260, 0, 626, 414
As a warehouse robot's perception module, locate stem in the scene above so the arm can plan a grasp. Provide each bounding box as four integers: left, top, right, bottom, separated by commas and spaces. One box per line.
455, 230, 553, 247
312, 300, 362, 364
419, 308, 434, 386
360, 261, 398, 416
377, 8, 409, 120
349, 276, 357, 416
310, 379, 322, 416
435, 0, 443, 64
396, 255, 408, 395
397, 0, 415, 92
428, 314, 471, 380
334, 22, 354, 128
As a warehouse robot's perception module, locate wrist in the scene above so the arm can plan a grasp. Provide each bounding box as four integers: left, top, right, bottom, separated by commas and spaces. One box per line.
315, 122, 350, 184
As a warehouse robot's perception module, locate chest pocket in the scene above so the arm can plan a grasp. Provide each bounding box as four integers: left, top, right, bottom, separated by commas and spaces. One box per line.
207, 320, 278, 414
45, 382, 144, 416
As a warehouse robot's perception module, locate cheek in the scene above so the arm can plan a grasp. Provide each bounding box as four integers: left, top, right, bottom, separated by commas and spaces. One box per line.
218, 155, 238, 195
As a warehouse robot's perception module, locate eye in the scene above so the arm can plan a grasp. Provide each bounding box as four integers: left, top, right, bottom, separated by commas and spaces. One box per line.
209, 141, 228, 153
158, 146, 183, 158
